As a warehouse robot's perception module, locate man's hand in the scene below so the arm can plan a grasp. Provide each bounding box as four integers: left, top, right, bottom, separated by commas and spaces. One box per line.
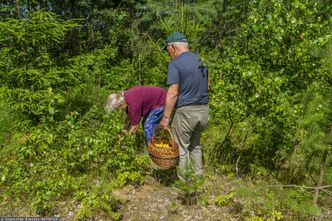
160, 116, 170, 129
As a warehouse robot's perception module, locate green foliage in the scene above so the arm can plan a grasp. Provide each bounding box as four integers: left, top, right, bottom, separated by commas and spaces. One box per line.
157, 0, 218, 44
298, 83, 332, 152
0, 98, 19, 145
75, 181, 123, 221
282, 189, 321, 217
205, 0, 332, 173
234, 177, 321, 220
79, 9, 129, 52
0, 0, 332, 218
0, 10, 78, 123
0, 9, 140, 123
173, 164, 204, 197
286, 82, 332, 184
173, 176, 204, 196
0, 106, 148, 217
200, 0, 249, 51
215, 192, 234, 207
240, 0, 331, 90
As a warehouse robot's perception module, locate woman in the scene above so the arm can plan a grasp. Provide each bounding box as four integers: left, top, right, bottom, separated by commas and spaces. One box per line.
105, 86, 167, 142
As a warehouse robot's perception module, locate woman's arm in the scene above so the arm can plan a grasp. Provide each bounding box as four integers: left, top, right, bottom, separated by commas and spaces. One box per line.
123, 114, 131, 131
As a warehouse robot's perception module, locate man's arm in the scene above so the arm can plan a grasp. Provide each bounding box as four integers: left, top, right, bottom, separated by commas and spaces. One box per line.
160, 84, 179, 128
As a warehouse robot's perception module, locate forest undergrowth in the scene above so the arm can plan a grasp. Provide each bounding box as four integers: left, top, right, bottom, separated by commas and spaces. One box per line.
1, 158, 331, 221
0, 0, 331, 220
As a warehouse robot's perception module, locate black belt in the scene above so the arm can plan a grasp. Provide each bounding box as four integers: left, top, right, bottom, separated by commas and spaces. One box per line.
178, 104, 209, 108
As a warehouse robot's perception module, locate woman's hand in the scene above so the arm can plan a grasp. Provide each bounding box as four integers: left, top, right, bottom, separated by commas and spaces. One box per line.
130, 125, 139, 133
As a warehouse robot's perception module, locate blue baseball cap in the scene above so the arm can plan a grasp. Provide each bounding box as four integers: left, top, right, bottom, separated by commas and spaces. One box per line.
163, 32, 187, 50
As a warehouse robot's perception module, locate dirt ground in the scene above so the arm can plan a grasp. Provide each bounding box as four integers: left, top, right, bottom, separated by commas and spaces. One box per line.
112, 169, 332, 221
113, 170, 239, 221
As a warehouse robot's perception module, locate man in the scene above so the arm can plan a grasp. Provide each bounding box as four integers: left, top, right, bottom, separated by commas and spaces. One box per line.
106, 86, 167, 142
160, 32, 209, 182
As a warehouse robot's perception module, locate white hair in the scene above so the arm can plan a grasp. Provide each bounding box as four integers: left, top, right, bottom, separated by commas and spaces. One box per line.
167, 41, 189, 48
105, 91, 125, 113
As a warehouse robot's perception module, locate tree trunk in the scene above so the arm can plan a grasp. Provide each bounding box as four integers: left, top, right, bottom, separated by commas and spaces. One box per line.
68, 0, 80, 55
16, 0, 21, 18
313, 149, 328, 206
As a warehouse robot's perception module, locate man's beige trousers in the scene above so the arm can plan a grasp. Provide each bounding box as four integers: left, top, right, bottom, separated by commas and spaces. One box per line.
171, 105, 209, 182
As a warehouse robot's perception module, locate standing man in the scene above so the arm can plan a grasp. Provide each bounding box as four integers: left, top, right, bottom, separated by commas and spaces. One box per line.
160, 32, 209, 182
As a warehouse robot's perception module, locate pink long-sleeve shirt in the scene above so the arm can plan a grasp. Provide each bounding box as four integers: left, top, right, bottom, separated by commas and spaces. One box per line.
124, 86, 167, 126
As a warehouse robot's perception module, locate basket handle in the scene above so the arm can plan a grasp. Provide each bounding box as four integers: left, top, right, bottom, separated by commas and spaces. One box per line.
151, 126, 175, 146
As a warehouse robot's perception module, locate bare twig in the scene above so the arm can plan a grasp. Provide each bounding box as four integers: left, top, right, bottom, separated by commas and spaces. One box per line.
254, 184, 332, 192
321, 188, 332, 196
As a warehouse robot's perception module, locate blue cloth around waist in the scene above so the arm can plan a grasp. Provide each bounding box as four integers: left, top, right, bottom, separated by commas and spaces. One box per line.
142, 107, 164, 142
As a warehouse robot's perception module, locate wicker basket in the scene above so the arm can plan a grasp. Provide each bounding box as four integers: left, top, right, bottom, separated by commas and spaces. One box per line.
148, 127, 179, 169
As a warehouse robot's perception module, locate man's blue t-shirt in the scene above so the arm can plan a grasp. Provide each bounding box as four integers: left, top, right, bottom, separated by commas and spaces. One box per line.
167, 51, 209, 107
